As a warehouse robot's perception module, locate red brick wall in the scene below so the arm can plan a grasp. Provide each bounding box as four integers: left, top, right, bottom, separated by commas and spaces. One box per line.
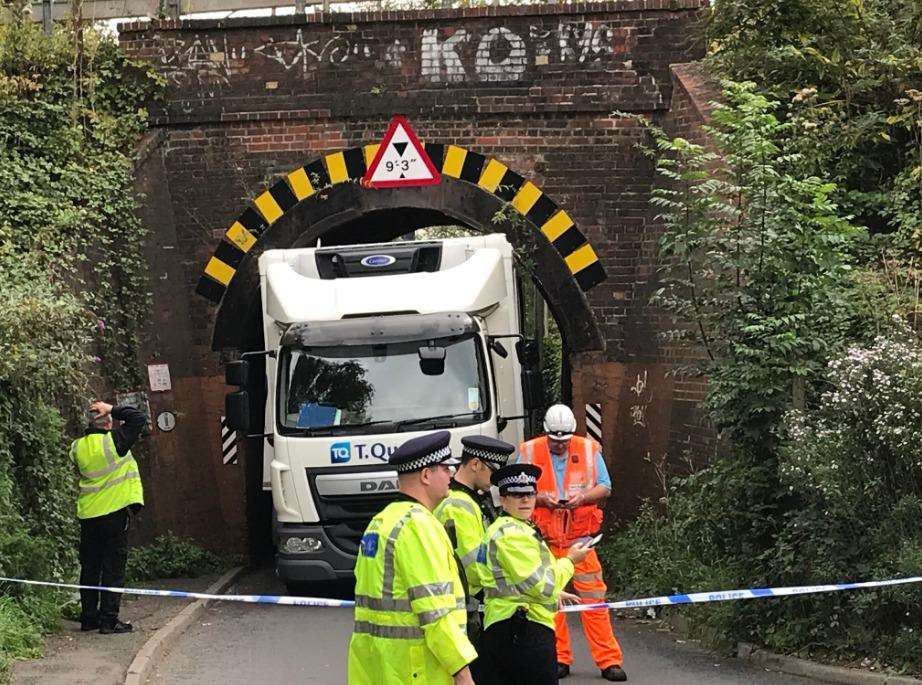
121, 2, 715, 551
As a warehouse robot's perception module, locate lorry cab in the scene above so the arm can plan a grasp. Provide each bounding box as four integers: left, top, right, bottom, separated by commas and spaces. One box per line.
224, 234, 542, 589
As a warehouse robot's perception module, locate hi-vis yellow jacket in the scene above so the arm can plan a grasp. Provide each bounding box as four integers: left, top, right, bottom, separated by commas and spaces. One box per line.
71, 432, 144, 519
482, 515, 574, 631
347, 497, 477, 684
434, 484, 487, 598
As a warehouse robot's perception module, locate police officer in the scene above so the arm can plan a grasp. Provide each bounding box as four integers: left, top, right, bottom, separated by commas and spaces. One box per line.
434, 436, 514, 680
348, 431, 477, 685
71, 400, 146, 634
519, 404, 627, 681
478, 464, 590, 685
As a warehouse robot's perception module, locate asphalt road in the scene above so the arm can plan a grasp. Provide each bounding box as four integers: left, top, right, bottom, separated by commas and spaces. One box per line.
147, 567, 813, 684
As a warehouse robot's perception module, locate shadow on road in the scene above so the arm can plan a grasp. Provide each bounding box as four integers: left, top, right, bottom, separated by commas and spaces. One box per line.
238, 564, 356, 601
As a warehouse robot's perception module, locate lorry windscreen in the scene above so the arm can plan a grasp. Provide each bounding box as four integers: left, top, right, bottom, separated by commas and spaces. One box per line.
277, 333, 489, 435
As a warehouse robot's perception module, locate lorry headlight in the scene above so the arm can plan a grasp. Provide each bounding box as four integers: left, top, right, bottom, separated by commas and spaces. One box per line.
282, 536, 323, 554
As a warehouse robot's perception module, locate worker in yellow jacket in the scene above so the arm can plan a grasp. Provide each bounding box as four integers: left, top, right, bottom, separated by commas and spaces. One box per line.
71, 400, 146, 634
434, 435, 514, 681
348, 431, 477, 685
478, 463, 590, 685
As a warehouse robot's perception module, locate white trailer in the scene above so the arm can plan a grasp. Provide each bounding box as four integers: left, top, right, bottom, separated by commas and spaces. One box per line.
224, 234, 542, 589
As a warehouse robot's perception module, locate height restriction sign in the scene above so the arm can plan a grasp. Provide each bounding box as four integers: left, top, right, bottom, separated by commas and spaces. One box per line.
362, 116, 441, 189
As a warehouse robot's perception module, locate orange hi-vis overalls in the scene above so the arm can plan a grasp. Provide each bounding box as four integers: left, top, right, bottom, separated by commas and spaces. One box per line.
519, 435, 624, 670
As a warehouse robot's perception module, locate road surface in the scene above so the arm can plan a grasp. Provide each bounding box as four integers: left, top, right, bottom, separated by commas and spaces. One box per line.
147, 567, 812, 684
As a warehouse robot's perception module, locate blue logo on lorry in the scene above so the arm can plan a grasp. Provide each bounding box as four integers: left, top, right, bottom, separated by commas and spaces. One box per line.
329, 441, 397, 464
330, 442, 351, 463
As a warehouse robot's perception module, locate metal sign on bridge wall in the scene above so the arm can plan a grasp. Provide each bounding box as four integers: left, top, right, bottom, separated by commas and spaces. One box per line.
362, 116, 440, 189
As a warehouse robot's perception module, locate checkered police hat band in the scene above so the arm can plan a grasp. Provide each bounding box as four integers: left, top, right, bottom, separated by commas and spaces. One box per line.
396, 445, 452, 473
463, 446, 506, 465
497, 472, 536, 489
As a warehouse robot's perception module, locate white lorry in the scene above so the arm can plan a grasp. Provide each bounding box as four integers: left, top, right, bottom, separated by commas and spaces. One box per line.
224, 233, 542, 590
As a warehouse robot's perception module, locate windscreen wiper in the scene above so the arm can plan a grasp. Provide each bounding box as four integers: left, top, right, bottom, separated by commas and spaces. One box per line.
288, 419, 397, 436
395, 412, 484, 431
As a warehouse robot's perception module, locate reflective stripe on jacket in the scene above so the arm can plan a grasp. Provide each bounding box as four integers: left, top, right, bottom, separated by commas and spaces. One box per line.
347, 500, 477, 684
519, 435, 603, 545
482, 515, 574, 631
434, 486, 487, 598
71, 432, 143, 520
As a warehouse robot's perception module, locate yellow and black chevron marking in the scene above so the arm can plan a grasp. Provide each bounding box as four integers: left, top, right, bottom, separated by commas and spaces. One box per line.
196, 143, 605, 304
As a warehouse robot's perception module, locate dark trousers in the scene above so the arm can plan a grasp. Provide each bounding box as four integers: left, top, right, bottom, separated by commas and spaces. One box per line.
467, 610, 486, 683
478, 611, 557, 685
79, 507, 129, 626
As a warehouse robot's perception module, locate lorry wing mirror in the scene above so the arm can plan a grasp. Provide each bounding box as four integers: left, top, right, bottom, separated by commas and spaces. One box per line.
488, 339, 509, 359
418, 346, 446, 376
522, 368, 544, 411
225, 390, 251, 433
516, 339, 540, 368
225, 360, 250, 387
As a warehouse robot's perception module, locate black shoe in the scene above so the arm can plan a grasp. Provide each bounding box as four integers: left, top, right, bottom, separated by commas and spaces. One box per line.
99, 620, 133, 634
80, 619, 99, 632
601, 665, 628, 682
557, 663, 571, 679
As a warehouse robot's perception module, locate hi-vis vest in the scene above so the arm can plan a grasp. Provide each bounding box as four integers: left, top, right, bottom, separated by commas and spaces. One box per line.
434, 486, 488, 599
347, 500, 477, 684
482, 515, 574, 631
519, 435, 604, 546
71, 433, 144, 520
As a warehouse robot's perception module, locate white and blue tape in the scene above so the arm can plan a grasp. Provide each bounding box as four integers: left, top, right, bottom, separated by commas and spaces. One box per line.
1, 574, 919, 612
0, 577, 355, 608
561, 575, 922, 614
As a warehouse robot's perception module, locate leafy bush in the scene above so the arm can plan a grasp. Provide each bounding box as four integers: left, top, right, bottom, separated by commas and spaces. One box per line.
126, 534, 227, 582
541, 318, 562, 407
602, 74, 921, 674
0, 14, 159, 678
0, 597, 43, 681
647, 81, 867, 452
707, 0, 922, 249
601, 321, 922, 673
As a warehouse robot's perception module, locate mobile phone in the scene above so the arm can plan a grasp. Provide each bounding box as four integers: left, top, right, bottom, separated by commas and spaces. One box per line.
586, 533, 603, 548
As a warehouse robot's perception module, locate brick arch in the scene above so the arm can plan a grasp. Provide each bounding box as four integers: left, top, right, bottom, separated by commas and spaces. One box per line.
195, 143, 606, 353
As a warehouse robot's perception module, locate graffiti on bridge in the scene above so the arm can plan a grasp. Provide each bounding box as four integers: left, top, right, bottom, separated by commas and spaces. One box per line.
153, 21, 649, 91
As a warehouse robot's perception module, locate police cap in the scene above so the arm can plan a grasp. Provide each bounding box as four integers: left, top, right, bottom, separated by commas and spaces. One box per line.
389, 430, 460, 474
461, 435, 515, 471
490, 463, 541, 495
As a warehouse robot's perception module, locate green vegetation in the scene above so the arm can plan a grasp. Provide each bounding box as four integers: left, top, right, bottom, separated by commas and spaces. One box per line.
0, 7, 160, 680
601, 0, 921, 673
126, 534, 229, 582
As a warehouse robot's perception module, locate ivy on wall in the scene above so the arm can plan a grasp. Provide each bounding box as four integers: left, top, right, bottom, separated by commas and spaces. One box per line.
0, 7, 161, 677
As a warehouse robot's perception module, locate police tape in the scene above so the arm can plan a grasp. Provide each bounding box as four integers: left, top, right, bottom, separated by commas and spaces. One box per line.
0, 577, 355, 608
560, 575, 922, 614
1, 574, 920, 612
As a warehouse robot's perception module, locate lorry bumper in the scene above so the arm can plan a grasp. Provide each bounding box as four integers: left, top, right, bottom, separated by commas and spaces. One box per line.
275, 524, 356, 583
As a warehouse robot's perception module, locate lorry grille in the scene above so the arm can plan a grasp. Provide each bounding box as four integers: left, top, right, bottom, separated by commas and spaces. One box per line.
308, 470, 399, 555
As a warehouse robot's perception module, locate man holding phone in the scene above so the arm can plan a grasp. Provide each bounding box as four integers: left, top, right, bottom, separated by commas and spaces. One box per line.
517, 404, 626, 682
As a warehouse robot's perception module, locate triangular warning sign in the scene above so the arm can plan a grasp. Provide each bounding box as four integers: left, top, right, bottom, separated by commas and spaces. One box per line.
362, 116, 441, 189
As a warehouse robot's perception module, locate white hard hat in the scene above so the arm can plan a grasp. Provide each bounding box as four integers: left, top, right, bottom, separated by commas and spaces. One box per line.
543, 404, 576, 441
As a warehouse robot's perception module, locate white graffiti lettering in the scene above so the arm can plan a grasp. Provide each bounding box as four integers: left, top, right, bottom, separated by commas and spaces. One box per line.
420, 28, 469, 83
153, 21, 645, 92
475, 27, 526, 82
